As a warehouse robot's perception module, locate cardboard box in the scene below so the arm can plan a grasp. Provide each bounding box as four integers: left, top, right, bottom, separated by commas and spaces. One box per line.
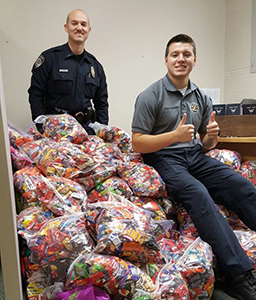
226, 103, 242, 115
212, 104, 226, 116
242, 104, 256, 115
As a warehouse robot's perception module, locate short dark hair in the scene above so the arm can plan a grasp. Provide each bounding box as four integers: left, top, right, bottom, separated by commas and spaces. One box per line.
165, 34, 196, 57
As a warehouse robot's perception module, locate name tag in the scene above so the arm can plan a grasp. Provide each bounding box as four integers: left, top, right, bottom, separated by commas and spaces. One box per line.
59, 69, 68, 72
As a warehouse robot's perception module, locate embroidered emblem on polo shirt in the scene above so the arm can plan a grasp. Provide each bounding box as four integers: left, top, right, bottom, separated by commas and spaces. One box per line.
190, 102, 199, 113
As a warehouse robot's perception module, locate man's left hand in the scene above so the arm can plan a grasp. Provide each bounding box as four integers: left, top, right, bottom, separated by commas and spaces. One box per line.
206, 111, 220, 139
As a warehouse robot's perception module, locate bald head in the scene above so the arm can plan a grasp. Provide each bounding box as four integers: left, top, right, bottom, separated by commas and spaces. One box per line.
66, 9, 90, 26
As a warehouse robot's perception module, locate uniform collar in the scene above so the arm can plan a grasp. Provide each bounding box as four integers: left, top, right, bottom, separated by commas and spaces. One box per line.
163, 73, 198, 92
64, 43, 90, 63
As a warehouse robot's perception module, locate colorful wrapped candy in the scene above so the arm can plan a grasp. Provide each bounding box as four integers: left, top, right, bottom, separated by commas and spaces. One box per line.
133, 262, 190, 300
89, 122, 131, 152
10, 144, 34, 171
65, 253, 156, 298
42, 114, 89, 144
88, 176, 133, 203
234, 230, 256, 268
129, 196, 167, 220
8, 122, 35, 149
176, 237, 214, 300
206, 148, 242, 171
117, 162, 167, 197
26, 215, 94, 266
93, 201, 162, 264
240, 161, 256, 186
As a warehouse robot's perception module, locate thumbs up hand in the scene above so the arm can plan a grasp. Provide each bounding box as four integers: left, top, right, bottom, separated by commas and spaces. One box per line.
206, 111, 220, 139
175, 113, 195, 142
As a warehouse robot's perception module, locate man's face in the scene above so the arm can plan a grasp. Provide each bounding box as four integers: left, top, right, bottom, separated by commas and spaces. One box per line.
64, 10, 91, 45
165, 42, 196, 82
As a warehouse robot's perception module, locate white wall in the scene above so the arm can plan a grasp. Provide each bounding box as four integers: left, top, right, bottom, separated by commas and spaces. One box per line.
0, 0, 225, 134
224, 0, 256, 103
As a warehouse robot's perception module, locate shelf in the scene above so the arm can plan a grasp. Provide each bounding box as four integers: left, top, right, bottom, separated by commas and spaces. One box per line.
218, 137, 256, 143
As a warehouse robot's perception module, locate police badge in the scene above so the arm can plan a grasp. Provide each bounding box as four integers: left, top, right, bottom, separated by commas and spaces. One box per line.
34, 55, 45, 69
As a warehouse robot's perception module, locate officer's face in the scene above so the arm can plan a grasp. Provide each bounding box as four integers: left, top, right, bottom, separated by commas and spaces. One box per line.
165, 42, 196, 83
64, 10, 91, 45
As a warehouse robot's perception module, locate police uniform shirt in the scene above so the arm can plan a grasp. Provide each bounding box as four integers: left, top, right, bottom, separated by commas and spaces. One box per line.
132, 74, 212, 149
28, 43, 108, 125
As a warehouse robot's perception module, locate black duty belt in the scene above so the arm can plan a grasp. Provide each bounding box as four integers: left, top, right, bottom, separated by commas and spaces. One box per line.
54, 107, 97, 124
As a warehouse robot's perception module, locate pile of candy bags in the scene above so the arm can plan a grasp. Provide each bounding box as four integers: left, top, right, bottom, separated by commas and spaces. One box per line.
9, 114, 256, 300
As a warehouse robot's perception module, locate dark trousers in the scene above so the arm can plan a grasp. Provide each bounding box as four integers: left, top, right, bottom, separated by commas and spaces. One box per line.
143, 144, 256, 279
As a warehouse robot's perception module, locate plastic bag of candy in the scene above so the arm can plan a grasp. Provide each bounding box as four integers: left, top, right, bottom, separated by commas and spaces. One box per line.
13, 166, 43, 208
38, 114, 89, 144
117, 162, 167, 197
175, 204, 199, 239
176, 237, 214, 300
217, 204, 248, 230
122, 152, 143, 164
234, 230, 256, 268
129, 196, 167, 220
150, 219, 178, 242
21, 138, 96, 179
65, 253, 156, 299
93, 199, 162, 264
26, 214, 94, 266
83, 140, 124, 166
55, 283, 111, 300
25, 124, 44, 140
89, 122, 131, 152
133, 262, 190, 300
158, 236, 195, 264
240, 161, 256, 186
10, 144, 34, 171
17, 206, 54, 238
8, 121, 35, 149
77, 162, 117, 192
206, 148, 242, 171
88, 176, 133, 203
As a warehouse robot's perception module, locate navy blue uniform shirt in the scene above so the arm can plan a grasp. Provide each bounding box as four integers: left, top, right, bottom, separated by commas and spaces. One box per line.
28, 43, 108, 128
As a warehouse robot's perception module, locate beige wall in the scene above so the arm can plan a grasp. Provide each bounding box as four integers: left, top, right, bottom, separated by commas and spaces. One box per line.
224, 0, 256, 103
0, 0, 225, 134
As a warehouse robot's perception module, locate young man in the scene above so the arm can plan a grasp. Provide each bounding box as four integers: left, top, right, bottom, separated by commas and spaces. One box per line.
28, 9, 109, 134
132, 34, 256, 300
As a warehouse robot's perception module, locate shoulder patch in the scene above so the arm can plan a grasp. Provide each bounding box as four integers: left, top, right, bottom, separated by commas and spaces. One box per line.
34, 55, 45, 69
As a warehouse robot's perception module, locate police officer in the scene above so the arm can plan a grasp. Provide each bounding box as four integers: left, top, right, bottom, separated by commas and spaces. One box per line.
132, 34, 256, 300
28, 9, 109, 134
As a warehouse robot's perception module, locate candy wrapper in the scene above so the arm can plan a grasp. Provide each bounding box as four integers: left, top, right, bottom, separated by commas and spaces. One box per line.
38, 114, 89, 144
83, 140, 124, 166
240, 161, 256, 186
176, 237, 214, 300
17, 206, 54, 238
23, 215, 94, 286
77, 162, 117, 192
158, 236, 195, 264
234, 230, 256, 268
89, 122, 131, 152
14, 169, 86, 215
65, 253, 156, 299
122, 152, 143, 164
21, 138, 96, 179
175, 204, 199, 239
55, 283, 110, 300
88, 176, 133, 203
117, 162, 167, 197
8, 121, 35, 149
13, 166, 43, 208
129, 196, 167, 220
25, 124, 44, 140
93, 199, 162, 264
133, 262, 190, 300
206, 148, 242, 171
10, 144, 34, 171
150, 219, 178, 242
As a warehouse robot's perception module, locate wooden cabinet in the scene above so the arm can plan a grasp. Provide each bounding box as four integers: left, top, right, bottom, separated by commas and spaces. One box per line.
215, 115, 256, 162
217, 137, 256, 161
